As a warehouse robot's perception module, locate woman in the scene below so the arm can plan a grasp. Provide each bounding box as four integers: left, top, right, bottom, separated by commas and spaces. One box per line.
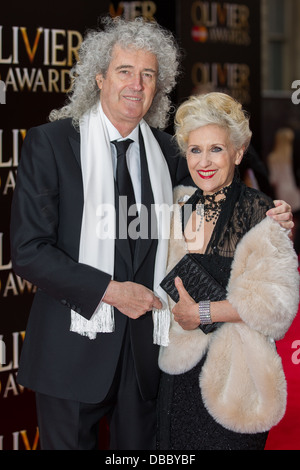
157, 93, 299, 450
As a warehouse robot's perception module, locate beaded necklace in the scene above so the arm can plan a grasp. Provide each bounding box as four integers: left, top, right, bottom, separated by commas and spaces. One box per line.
195, 185, 230, 232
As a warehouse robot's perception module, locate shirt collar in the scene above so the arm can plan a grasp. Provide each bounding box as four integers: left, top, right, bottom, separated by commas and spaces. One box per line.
101, 104, 139, 144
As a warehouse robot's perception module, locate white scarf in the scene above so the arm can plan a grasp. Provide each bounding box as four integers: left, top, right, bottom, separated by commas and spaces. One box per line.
70, 103, 172, 345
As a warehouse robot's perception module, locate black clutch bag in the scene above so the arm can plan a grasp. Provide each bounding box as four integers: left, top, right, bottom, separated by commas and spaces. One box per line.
160, 254, 226, 334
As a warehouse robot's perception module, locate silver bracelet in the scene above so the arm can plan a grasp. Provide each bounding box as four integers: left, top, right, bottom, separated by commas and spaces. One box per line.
199, 300, 212, 325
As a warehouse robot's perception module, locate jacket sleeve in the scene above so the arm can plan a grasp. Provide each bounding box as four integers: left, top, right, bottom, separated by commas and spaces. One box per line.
10, 125, 112, 320
227, 216, 299, 340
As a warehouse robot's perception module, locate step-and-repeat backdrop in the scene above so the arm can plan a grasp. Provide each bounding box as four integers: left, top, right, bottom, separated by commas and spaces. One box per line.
0, 0, 260, 450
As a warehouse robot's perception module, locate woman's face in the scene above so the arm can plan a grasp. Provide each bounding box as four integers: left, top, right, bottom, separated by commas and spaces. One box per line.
186, 124, 244, 194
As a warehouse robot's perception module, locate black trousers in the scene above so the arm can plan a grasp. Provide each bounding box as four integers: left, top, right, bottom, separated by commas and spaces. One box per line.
35, 328, 157, 450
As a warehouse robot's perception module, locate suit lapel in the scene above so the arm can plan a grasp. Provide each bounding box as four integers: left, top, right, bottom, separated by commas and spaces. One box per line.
68, 134, 81, 168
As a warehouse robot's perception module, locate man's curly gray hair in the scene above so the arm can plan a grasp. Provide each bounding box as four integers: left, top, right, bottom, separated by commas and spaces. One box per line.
49, 16, 181, 129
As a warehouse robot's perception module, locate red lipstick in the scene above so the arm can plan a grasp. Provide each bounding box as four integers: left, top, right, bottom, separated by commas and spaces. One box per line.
197, 170, 217, 179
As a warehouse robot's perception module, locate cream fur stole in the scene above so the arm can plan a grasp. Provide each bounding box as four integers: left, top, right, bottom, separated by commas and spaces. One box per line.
159, 185, 299, 433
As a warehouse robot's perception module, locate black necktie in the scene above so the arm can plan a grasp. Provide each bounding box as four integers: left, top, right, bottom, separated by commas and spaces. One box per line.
112, 139, 136, 255
113, 139, 135, 204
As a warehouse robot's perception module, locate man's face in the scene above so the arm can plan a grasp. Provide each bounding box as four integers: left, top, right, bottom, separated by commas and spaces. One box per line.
96, 44, 158, 136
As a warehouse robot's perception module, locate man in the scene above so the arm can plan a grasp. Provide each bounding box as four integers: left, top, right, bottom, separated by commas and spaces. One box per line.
10, 17, 293, 450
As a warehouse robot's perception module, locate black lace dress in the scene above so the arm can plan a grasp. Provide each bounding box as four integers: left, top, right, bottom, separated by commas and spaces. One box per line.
157, 179, 274, 450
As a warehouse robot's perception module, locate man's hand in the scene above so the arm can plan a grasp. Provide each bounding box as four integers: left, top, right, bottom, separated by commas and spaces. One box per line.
267, 200, 294, 231
172, 277, 199, 330
103, 280, 162, 319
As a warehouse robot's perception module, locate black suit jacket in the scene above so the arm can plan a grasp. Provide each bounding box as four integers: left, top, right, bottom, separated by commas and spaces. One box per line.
11, 118, 191, 403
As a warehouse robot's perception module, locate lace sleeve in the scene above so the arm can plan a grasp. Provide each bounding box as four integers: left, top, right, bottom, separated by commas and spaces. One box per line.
208, 184, 274, 258
242, 187, 274, 229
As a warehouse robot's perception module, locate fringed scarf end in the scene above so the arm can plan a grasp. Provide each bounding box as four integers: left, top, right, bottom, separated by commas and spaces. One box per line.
153, 308, 170, 347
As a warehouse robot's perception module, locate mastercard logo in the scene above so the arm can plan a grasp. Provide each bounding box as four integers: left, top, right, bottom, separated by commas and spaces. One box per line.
191, 26, 208, 42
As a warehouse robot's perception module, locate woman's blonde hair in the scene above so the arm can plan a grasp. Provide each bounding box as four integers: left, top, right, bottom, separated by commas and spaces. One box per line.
174, 92, 252, 154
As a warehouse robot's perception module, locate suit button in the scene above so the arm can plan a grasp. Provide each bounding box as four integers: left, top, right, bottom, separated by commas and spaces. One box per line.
61, 299, 67, 305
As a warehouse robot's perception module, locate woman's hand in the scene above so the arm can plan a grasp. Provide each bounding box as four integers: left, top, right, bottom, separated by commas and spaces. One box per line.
172, 277, 200, 330
172, 277, 242, 329
267, 200, 293, 231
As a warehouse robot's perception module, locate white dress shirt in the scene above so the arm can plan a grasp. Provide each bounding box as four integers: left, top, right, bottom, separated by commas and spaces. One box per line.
103, 112, 142, 206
